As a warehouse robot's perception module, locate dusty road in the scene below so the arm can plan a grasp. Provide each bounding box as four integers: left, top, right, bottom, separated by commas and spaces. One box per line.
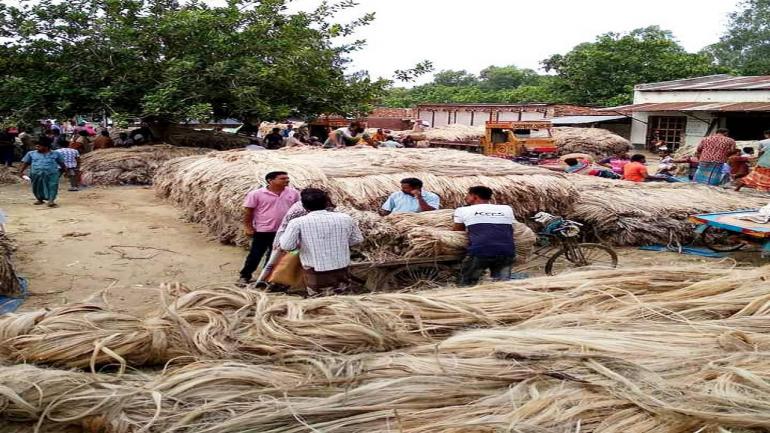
0, 181, 760, 316
1, 182, 245, 314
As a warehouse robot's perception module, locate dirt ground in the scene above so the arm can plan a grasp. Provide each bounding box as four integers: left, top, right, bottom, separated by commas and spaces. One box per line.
1, 182, 245, 315
1, 181, 765, 316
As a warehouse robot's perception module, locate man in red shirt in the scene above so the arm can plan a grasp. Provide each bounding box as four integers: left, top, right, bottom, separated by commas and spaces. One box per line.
694, 128, 736, 185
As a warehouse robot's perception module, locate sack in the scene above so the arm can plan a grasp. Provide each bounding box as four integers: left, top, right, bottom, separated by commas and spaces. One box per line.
267, 250, 305, 288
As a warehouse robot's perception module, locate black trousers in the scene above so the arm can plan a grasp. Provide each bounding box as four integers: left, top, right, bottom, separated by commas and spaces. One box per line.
458, 255, 515, 286
239, 232, 277, 279
0, 146, 14, 167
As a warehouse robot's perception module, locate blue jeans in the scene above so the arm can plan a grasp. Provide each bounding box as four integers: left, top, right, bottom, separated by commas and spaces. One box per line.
458, 255, 515, 286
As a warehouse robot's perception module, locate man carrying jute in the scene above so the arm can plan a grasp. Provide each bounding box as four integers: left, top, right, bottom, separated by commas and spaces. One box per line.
452, 186, 516, 286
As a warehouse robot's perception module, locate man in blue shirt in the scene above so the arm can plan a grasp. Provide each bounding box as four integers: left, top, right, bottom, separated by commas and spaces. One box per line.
452, 185, 516, 285
380, 178, 440, 215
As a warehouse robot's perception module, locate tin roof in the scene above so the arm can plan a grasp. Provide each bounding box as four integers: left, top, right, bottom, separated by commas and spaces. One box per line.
550, 115, 628, 124
598, 102, 770, 113
636, 75, 770, 91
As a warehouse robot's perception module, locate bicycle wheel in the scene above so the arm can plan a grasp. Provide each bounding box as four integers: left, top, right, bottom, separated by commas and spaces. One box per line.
701, 226, 747, 252
545, 243, 618, 276
380, 263, 455, 291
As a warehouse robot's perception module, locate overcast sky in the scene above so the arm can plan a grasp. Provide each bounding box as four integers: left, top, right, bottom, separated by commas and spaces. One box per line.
290, 0, 742, 85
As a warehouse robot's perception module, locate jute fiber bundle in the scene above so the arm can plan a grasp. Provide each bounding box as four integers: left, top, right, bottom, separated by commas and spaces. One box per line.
0, 232, 21, 296
159, 124, 249, 150
0, 166, 21, 184
153, 148, 576, 246
3, 265, 769, 369
80, 145, 211, 186
568, 184, 770, 245
553, 127, 632, 158
375, 209, 537, 262
418, 124, 485, 142
4, 313, 770, 432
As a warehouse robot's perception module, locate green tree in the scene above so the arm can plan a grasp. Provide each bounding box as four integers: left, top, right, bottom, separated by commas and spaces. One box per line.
543, 26, 724, 106
478, 65, 541, 91
380, 64, 564, 107
431, 70, 478, 87
707, 0, 770, 74
0, 0, 406, 125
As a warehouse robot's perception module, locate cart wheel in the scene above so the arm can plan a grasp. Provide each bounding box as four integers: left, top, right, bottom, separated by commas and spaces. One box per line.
701, 226, 747, 252
380, 263, 455, 291
545, 243, 618, 276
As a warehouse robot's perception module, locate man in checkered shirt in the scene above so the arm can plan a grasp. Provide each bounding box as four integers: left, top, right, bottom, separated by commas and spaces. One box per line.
55, 143, 81, 191
280, 188, 363, 295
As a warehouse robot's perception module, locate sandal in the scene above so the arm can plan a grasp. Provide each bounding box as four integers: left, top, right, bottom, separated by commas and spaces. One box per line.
47, 202, 58, 208
33, 201, 44, 205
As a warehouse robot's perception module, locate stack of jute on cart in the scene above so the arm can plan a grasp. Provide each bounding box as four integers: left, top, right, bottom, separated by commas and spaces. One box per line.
553, 127, 632, 158
79, 145, 211, 186
154, 148, 576, 248
392, 124, 485, 143
351, 209, 537, 262
567, 175, 770, 245
2, 265, 770, 431
0, 232, 21, 296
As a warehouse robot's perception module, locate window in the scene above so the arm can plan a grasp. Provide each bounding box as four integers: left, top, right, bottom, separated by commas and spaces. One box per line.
647, 116, 687, 151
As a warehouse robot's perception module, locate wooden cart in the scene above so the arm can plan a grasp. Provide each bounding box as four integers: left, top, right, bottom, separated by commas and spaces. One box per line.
349, 255, 463, 291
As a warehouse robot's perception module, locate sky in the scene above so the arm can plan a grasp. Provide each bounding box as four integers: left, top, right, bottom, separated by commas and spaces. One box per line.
289, 0, 743, 85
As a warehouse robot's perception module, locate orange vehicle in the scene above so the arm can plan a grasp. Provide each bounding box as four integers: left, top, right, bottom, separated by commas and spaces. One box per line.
481, 120, 558, 159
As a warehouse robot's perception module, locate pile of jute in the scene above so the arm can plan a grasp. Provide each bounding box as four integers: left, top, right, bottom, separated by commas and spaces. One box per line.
1, 265, 766, 370
0, 166, 21, 184
349, 208, 536, 263
567, 175, 769, 245
391, 125, 631, 159
79, 145, 212, 186
154, 148, 576, 247
2, 265, 770, 432
553, 127, 632, 158
0, 232, 21, 296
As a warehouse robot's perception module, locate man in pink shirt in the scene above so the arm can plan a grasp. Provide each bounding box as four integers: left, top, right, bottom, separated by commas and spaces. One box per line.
238, 171, 300, 285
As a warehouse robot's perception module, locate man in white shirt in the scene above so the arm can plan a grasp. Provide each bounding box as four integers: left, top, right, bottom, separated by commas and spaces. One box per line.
280, 188, 363, 295
452, 186, 516, 286
380, 178, 440, 215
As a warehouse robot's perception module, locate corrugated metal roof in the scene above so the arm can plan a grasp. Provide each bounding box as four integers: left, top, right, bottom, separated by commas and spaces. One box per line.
598, 102, 770, 113
550, 115, 628, 124
636, 75, 770, 91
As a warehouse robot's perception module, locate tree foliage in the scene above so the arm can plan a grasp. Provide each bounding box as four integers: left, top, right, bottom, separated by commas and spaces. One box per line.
543, 26, 725, 106
0, 0, 400, 125
384, 26, 727, 108
380, 66, 566, 107
707, 0, 770, 74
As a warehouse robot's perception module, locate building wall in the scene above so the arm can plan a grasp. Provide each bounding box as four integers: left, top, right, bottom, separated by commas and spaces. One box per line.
634, 90, 770, 104
455, 111, 472, 125
417, 106, 554, 127
630, 111, 715, 148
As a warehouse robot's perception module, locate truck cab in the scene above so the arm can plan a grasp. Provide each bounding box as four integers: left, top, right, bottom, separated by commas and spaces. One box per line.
481, 121, 558, 160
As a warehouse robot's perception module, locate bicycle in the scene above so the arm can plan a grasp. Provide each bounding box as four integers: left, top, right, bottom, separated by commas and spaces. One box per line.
531, 212, 618, 275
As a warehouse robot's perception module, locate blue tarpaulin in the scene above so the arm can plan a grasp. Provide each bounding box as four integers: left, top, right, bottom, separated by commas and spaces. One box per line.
639, 244, 726, 258
0, 277, 28, 315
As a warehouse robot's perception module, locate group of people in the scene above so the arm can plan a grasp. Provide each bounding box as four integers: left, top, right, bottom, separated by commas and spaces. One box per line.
237, 174, 517, 295
246, 122, 416, 151
11, 123, 156, 208
564, 128, 770, 190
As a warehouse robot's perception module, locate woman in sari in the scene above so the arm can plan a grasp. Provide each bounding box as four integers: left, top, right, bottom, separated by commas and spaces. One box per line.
18, 136, 66, 207
735, 142, 770, 192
